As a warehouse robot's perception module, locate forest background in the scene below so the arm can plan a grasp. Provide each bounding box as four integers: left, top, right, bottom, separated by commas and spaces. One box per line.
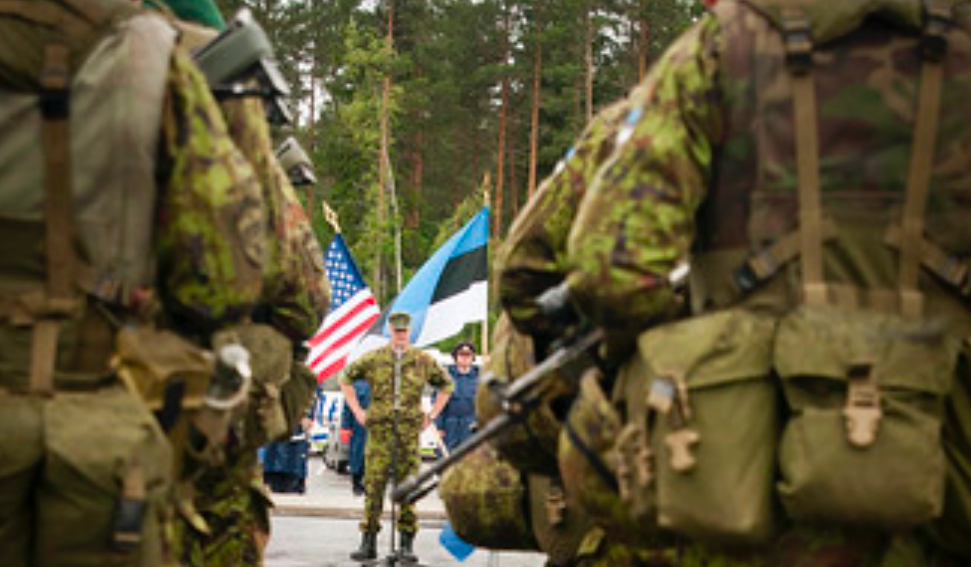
215, 0, 702, 336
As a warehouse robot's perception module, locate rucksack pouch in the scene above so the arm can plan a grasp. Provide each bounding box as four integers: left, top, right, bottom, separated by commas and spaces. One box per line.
636, 309, 780, 545
926, 338, 971, 557
439, 442, 538, 551
775, 306, 956, 529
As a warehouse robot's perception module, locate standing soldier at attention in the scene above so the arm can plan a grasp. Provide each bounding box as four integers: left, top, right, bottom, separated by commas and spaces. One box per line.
148, 1, 331, 565
341, 311, 453, 563
562, 0, 971, 565
0, 0, 266, 565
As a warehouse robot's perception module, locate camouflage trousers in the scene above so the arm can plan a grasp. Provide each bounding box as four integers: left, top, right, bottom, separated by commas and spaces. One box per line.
360, 420, 422, 534
176, 463, 272, 567
0, 384, 174, 567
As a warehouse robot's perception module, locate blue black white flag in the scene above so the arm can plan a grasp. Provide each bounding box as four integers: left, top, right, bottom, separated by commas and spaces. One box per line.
353, 207, 489, 355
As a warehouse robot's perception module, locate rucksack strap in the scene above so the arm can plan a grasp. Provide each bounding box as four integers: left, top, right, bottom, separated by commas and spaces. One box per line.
781, 8, 828, 307
30, 43, 83, 394
897, 4, 949, 318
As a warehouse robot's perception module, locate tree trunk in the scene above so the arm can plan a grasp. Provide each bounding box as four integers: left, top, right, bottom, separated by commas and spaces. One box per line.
527, 1, 543, 200
375, 1, 394, 300
584, 2, 594, 122
495, 1, 510, 238
637, 4, 649, 82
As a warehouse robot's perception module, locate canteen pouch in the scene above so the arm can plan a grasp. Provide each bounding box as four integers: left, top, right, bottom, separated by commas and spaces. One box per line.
439, 443, 538, 551
775, 306, 955, 528
632, 309, 779, 545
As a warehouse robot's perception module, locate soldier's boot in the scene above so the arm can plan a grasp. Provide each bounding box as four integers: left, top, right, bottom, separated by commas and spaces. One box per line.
399, 532, 418, 563
350, 531, 377, 561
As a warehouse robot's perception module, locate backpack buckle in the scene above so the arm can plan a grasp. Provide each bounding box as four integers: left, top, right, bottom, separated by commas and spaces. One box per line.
922, 5, 951, 62
781, 9, 813, 74
843, 364, 882, 448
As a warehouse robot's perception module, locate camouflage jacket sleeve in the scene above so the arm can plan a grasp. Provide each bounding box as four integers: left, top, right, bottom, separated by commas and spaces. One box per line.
340, 354, 371, 387
220, 96, 331, 342
565, 16, 723, 345
497, 97, 633, 339
156, 49, 265, 331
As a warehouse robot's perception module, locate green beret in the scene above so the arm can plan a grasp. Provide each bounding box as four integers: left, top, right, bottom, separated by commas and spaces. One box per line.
389, 312, 411, 330
151, 0, 226, 30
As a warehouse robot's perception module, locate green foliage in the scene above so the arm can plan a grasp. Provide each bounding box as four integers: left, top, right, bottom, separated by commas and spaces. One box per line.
215, 0, 700, 319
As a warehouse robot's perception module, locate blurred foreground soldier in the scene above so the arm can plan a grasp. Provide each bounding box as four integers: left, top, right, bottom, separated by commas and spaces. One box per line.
488, 94, 675, 567
341, 311, 453, 563
564, 0, 971, 565
0, 0, 266, 565
148, 2, 330, 565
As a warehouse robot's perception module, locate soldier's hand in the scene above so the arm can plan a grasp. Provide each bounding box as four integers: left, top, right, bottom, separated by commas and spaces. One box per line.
354, 408, 367, 426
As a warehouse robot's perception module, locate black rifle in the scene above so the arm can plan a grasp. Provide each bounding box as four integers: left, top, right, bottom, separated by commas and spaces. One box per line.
392, 325, 603, 505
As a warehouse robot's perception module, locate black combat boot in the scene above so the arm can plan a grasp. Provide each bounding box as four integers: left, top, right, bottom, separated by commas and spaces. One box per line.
349, 531, 377, 561
398, 532, 418, 563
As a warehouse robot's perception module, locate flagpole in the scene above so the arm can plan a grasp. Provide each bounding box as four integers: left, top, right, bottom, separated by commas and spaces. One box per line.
482, 182, 490, 356
321, 202, 341, 234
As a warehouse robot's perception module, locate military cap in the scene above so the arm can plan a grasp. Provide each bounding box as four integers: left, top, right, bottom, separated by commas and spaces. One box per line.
389, 311, 412, 330
451, 341, 476, 358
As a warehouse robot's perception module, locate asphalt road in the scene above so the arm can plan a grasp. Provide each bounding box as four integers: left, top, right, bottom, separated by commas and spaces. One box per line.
264, 455, 545, 567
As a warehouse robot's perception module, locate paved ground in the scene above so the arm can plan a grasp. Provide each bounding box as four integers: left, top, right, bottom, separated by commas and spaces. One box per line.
265, 456, 545, 567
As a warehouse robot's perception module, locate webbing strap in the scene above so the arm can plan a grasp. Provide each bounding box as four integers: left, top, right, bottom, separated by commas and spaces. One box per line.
898, 37, 946, 318
30, 44, 74, 394
783, 8, 827, 307
0, 0, 91, 38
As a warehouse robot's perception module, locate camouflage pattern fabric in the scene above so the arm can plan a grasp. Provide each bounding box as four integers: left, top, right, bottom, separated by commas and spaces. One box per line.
342, 346, 452, 533
175, 459, 271, 567
562, 2, 971, 565
157, 50, 266, 332
341, 346, 453, 428
220, 95, 330, 342
439, 443, 536, 550
497, 95, 633, 341
0, 3, 266, 565
360, 421, 422, 534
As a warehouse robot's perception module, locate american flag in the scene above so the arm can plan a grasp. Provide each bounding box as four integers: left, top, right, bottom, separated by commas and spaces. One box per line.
305, 235, 381, 382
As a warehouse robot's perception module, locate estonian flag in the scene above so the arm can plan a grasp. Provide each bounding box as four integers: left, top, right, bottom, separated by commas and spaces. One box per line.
353, 207, 488, 355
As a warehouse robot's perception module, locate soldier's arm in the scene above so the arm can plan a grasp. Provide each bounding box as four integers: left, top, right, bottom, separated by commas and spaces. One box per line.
220, 96, 331, 342
565, 15, 724, 354
498, 97, 632, 340
155, 49, 265, 334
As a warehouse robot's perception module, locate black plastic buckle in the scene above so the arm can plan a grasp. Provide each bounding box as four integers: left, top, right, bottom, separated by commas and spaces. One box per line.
39, 86, 69, 120
111, 497, 146, 552
782, 11, 813, 74
732, 262, 761, 294
922, 7, 951, 62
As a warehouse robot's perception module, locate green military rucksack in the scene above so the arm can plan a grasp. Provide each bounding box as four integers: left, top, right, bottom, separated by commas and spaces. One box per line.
560, 0, 971, 553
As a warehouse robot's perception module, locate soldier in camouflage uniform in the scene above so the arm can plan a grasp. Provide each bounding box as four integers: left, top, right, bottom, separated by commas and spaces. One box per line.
0, 1, 266, 565
149, 2, 331, 565
341, 311, 453, 562
562, 0, 971, 565
490, 83, 691, 567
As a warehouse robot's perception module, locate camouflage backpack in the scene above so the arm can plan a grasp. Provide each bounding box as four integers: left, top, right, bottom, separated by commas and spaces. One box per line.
560, 0, 971, 554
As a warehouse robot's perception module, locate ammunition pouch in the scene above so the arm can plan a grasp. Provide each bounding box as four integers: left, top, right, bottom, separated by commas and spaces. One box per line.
776, 306, 954, 529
